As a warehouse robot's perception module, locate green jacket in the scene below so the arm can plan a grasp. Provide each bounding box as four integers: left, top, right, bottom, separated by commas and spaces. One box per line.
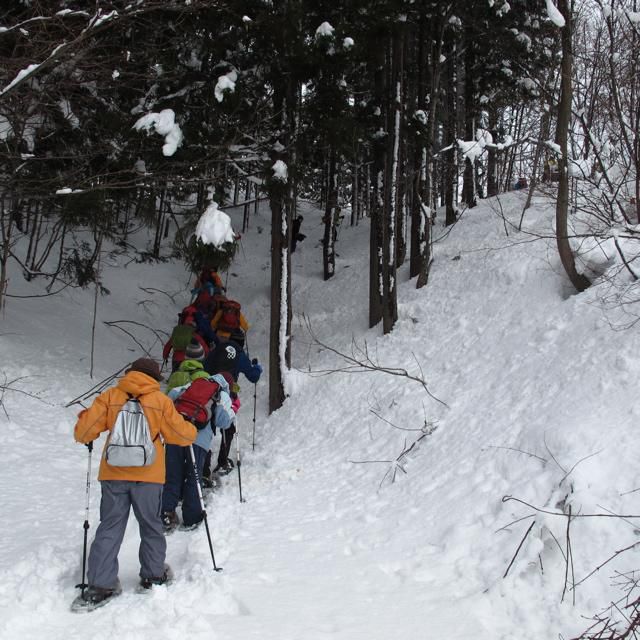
166, 359, 209, 391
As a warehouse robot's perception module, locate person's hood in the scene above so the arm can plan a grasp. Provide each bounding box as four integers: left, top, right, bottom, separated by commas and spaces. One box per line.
117, 370, 161, 396
178, 359, 205, 373
208, 373, 230, 394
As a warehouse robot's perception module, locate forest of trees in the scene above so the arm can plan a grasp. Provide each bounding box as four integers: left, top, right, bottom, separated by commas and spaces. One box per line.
1, 0, 639, 412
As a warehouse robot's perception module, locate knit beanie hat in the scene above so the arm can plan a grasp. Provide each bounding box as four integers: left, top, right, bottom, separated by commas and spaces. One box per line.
185, 342, 205, 361
126, 358, 164, 381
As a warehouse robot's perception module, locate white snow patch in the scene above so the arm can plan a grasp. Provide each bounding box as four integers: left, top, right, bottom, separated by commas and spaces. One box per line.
133, 109, 183, 156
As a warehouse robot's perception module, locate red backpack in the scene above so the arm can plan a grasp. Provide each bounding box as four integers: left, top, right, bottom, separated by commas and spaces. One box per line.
217, 299, 242, 332
178, 305, 198, 326
174, 378, 220, 430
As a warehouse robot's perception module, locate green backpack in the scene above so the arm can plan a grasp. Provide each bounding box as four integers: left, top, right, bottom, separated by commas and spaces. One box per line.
171, 324, 195, 351
166, 359, 208, 392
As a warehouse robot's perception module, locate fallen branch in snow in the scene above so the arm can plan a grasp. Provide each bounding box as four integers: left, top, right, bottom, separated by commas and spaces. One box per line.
613, 235, 639, 281
350, 412, 438, 489
102, 320, 164, 355
138, 286, 179, 304
502, 495, 640, 519
561, 505, 576, 605
300, 314, 448, 408
571, 594, 640, 639
65, 364, 129, 408
485, 445, 548, 464
503, 520, 536, 578
0, 374, 53, 418
572, 541, 640, 591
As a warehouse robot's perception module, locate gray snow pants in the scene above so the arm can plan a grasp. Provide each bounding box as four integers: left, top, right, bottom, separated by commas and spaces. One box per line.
87, 480, 166, 589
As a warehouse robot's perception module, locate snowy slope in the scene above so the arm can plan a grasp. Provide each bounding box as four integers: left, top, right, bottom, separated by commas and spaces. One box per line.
1, 192, 640, 640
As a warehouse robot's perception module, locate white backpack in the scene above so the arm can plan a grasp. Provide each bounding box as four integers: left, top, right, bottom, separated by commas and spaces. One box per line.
105, 395, 156, 467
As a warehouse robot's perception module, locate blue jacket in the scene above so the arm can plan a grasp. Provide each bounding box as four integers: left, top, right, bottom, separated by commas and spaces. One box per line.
203, 339, 262, 384
194, 310, 218, 345
168, 373, 234, 451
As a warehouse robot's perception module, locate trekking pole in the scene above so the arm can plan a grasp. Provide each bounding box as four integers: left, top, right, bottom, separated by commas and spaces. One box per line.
75, 441, 93, 596
234, 419, 244, 503
188, 445, 223, 572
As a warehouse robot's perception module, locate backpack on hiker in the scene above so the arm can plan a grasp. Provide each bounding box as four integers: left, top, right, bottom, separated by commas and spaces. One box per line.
174, 377, 221, 430
217, 299, 242, 333
105, 395, 156, 467
198, 268, 224, 293
170, 323, 195, 351
166, 359, 209, 392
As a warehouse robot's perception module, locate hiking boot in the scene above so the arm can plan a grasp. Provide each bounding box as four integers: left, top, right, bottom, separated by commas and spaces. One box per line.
139, 565, 173, 590
214, 460, 234, 476
161, 511, 178, 532
83, 583, 122, 605
180, 519, 202, 532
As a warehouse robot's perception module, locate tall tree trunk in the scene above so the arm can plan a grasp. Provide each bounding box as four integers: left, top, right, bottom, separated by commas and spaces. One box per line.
445, 41, 457, 226
417, 22, 444, 290
267, 62, 298, 413
461, 32, 477, 209
351, 144, 359, 226
487, 107, 498, 197
383, 26, 403, 333
409, 16, 426, 279
0, 194, 15, 310
369, 30, 387, 329
556, 0, 591, 292
322, 147, 337, 280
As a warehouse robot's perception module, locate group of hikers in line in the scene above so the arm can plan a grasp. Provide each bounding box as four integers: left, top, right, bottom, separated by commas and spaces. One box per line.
72, 267, 262, 609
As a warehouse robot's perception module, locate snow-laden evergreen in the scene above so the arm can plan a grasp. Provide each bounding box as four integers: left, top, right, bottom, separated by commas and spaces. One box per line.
1, 193, 639, 639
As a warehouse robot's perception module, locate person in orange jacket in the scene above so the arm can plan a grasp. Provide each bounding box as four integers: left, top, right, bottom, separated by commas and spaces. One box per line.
73, 358, 197, 607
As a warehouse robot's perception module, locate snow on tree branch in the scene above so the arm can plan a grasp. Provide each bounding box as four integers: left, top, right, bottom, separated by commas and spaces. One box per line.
195, 202, 236, 247
545, 0, 566, 28
133, 109, 183, 156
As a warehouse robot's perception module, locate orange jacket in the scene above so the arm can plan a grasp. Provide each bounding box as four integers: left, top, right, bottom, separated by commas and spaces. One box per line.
74, 371, 197, 484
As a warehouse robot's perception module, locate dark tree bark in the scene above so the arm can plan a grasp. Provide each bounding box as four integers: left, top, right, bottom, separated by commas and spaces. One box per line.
555, 0, 591, 292
322, 147, 337, 280
461, 28, 477, 209
382, 25, 403, 333
444, 39, 457, 227
369, 30, 387, 329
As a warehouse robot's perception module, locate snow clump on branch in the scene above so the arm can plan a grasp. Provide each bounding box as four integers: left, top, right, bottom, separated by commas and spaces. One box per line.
272, 160, 288, 183
545, 0, 565, 27
195, 202, 236, 248
315, 22, 335, 38
133, 109, 183, 156
215, 70, 238, 102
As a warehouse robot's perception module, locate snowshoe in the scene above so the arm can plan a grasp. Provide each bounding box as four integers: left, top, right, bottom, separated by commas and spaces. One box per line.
71, 583, 122, 613
137, 565, 174, 593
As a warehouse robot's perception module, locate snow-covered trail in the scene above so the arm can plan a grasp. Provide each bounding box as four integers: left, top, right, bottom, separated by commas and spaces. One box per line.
2, 193, 640, 639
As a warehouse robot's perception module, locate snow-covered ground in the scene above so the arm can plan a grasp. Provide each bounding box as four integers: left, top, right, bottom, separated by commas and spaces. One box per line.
1, 192, 640, 639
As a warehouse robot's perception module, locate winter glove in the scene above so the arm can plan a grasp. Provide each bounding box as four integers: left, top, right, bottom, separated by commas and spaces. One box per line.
231, 396, 241, 414
251, 359, 263, 376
